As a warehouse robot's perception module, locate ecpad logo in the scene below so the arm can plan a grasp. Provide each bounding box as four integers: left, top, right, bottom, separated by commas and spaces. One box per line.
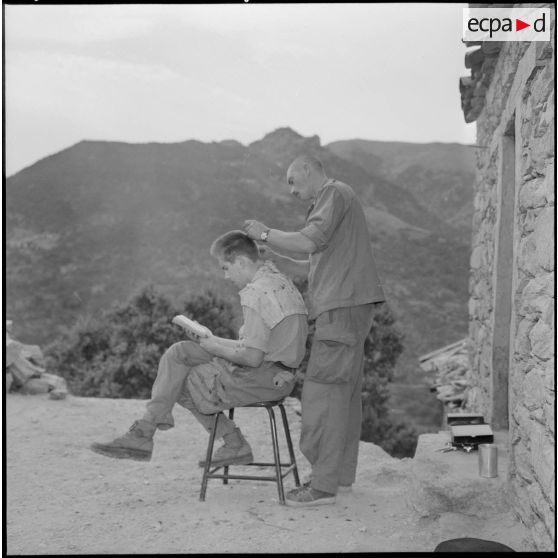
463, 7, 551, 42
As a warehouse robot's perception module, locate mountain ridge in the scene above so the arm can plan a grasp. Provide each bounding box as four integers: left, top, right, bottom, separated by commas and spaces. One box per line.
6, 128, 473, 380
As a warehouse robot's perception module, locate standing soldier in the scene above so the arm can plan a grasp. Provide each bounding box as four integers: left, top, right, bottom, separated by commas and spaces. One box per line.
244, 155, 385, 506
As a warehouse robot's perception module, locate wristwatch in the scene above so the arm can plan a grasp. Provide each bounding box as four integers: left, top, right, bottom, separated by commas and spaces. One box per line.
260, 229, 270, 242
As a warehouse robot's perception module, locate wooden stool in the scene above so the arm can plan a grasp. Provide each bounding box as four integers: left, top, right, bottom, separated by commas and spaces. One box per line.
199, 399, 300, 504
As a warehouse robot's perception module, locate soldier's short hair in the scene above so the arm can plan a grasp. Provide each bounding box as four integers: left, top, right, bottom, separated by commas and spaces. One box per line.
210, 230, 260, 263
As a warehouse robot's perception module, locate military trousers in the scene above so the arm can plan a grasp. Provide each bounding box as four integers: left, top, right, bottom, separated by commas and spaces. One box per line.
143, 341, 294, 440
300, 302, 384, 494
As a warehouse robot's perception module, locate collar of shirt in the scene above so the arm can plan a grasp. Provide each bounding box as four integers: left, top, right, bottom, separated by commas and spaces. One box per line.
307, 178, 336, 217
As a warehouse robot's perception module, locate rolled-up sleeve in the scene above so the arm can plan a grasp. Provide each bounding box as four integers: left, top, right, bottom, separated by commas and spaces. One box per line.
239, 307, 270, 352
300, 185, 347, 251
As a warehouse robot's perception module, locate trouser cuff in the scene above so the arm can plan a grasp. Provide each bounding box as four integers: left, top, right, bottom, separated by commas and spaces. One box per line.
311, 480, 337, 495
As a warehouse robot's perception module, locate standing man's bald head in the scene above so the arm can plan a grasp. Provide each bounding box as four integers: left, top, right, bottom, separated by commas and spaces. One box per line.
289, 155, 326, 175
286, 155, 329, 201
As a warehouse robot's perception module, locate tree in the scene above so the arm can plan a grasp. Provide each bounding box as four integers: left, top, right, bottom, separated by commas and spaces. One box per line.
360, 305, 418, 457
45, 286, 236, 398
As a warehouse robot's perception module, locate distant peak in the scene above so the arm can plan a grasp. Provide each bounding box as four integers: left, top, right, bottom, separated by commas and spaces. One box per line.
218, 139, 244, 148
260, 127, 304, 142
250, 127, 321, 151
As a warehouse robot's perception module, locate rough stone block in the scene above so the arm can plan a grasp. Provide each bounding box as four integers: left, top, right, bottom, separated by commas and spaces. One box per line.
509, 365, 525, 398
531, 207, 554, 271
514, 317, 534, 354
510, 422, 521, 446
517, 236, 536, 274
519, 207, 541, 235
511, 441, 533, 483
468, 298, 477, 318
475, 323, 489, 347
519, 177, 547, 209
529, 319, 554, 360
519, 292, 553, 317
470, 246, 484, 269
530, 520, 554, 552
510, 475, 535, 522
541, 302, 554, 332
530, 423, 555, 495
530, 407, 544, 423
522, 368, 547, 411
534, 108, 553, 138
526, 481, 555, 550
541, 360, 555, 393
521, 273, 554, 301
521, 117, 532, 140
511, 405, 532, 447
543, 402, 554, 430
408, 432, 511, 520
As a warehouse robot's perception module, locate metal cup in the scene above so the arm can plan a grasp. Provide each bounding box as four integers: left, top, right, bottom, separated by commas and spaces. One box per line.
478, 443, 498, 477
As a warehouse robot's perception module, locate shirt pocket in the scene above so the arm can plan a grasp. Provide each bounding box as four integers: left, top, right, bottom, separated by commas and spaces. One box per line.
314, 324, 357, 347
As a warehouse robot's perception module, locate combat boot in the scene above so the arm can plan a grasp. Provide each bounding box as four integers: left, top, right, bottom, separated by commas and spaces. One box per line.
91, 419, 156, 461
198, 427, 253, 467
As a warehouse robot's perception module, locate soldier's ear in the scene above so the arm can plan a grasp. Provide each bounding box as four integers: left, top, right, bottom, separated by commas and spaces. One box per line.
236, 254, 249, 268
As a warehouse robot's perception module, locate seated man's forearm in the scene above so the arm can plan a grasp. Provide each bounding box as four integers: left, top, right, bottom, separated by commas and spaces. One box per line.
217, 344, 264, 367
211, 337, 238, 348
201, 336, 264, 368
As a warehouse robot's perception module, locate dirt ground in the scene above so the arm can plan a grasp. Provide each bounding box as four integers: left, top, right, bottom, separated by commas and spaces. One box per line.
5, 393, 535, 554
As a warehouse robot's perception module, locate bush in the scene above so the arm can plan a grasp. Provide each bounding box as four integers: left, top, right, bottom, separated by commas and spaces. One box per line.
360, 305, 418, 457
45, 286, 236, 398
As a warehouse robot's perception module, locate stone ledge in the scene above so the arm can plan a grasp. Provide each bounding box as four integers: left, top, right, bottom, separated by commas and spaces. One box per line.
408, 430, 511, 519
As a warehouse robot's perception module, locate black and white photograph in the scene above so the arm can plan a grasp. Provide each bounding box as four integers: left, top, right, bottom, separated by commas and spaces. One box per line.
4, 1, 555, 554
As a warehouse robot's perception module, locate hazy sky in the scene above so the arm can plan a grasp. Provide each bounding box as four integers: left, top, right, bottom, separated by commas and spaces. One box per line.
5, 2, 476, 176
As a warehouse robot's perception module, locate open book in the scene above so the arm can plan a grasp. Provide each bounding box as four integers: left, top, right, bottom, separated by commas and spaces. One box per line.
171, 315, 212, 339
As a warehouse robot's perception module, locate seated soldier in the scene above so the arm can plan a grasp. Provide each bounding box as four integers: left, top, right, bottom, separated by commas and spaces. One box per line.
91, 230, 308, 466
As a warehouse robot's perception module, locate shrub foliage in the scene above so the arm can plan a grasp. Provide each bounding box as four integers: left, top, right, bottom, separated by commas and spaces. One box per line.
45, 286, 236, 398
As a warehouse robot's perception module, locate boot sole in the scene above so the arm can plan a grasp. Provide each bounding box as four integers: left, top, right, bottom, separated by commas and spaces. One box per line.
198, 452, 254, 468
285, 495, 336, 507
90, 443, 152, 461
301, 480, 352, 494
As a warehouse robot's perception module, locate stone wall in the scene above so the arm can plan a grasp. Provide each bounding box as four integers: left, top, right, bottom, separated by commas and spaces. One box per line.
466, 17, 555, 552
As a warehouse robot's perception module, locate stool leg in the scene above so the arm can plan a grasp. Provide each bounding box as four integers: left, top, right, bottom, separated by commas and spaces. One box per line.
279, 403, 300, 487
267, 407, 285, 505
223, 408, 235, 486
199, 413, 220, 502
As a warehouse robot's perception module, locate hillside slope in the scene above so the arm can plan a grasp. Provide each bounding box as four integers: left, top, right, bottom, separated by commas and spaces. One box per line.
6, 128, 472, 380
327, 139, 475, 234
